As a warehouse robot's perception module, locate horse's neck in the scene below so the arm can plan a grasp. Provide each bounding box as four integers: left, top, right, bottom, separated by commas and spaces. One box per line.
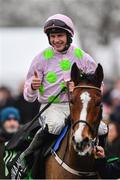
58, 130, 96, 172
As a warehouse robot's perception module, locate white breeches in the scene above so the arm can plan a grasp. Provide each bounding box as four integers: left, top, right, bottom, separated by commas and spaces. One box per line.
40, 103, 70, 135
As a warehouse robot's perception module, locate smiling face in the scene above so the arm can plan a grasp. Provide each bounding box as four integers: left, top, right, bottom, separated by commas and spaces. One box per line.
49, 32, 67, 52
70, 63, 104, 156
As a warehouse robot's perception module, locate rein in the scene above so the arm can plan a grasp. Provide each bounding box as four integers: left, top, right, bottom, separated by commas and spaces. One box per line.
51, 84, 102, 177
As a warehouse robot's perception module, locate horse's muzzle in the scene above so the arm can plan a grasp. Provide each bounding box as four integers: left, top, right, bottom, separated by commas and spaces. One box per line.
72, 136, 93, 156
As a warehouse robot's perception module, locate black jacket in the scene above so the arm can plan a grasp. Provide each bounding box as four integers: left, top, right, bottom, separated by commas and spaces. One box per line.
0, 138, 5, 179
6, 120, 40, 150
95, 156, 120, 179
0, 117, 41, 179
0, 130, 13, 179
95, 138, 120, 179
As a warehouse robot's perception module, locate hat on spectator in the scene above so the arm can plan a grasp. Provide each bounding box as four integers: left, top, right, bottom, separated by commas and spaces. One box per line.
0, 107, 20, 123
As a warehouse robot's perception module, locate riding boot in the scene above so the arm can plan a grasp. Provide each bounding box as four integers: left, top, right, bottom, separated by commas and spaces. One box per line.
21, 124, 49, 159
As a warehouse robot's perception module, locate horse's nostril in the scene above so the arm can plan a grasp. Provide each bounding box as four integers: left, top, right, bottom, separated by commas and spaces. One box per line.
84, 137, 89, 143
76, 143, 80, 149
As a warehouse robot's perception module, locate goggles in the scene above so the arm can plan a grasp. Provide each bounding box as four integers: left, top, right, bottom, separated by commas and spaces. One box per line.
44, 19, 73, 34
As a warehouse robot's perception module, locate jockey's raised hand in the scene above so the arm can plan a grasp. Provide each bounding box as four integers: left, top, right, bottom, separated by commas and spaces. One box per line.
31, 69, 41, 90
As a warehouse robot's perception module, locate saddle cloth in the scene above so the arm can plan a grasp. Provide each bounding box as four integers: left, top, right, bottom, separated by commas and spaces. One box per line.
42, 125, 69, 157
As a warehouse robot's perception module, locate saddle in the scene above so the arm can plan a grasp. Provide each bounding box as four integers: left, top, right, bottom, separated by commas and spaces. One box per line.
42, 125, 69, 157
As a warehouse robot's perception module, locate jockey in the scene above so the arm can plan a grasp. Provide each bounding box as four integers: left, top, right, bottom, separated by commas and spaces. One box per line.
12, 14, 108, 177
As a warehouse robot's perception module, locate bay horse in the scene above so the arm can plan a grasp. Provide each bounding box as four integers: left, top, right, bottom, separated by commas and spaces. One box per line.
45, 63, 104, 179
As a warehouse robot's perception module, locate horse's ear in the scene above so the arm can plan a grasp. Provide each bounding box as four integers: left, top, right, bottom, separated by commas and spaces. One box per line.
94, 63, 104, 87
71, 63, 80, 85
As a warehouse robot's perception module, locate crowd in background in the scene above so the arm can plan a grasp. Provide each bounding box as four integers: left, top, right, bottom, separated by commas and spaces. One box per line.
0, 83, 40, 124
103, 78, 120, 123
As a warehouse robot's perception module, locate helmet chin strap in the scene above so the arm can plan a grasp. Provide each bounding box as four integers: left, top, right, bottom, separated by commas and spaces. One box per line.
61, 35, 72, 52
59, 44, 70, 53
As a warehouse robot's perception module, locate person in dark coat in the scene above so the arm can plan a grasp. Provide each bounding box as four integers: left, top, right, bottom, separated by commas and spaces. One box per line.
94, 106, 120, 179
0, 86, 15, 111
0, 107, 20, 179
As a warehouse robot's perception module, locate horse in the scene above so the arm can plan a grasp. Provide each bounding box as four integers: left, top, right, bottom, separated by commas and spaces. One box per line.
45, 63, 104, 179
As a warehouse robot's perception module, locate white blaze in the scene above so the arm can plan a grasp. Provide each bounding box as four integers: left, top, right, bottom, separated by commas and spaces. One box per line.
74, 92, 91, 143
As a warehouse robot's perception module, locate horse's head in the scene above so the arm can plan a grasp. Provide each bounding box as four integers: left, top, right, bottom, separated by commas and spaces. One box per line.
70, 63, 104, 156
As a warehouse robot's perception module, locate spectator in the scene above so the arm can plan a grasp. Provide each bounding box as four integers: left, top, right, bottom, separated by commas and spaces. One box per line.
0, 86, 15, 111
110, 79, 120, 107
0, 107, 20, 179
14, 82, 40, 124
94, 106, 120, 179
102, 85, 113, 123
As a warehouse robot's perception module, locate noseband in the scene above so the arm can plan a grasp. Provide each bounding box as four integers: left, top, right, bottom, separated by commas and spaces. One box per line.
72, 120, 94, 135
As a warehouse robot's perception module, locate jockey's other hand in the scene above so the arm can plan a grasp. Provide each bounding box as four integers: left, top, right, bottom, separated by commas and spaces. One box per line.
69, 81, 75, 92
65, 81, 75, 92
31, 70, 41, 90
93, 146, 105, 159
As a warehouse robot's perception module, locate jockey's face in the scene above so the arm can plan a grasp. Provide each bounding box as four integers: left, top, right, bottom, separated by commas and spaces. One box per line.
49, 32, 67, 52
3, 119, 20, 133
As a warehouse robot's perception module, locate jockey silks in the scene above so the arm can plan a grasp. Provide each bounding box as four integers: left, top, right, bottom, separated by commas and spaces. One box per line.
24, 45, 96, 104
